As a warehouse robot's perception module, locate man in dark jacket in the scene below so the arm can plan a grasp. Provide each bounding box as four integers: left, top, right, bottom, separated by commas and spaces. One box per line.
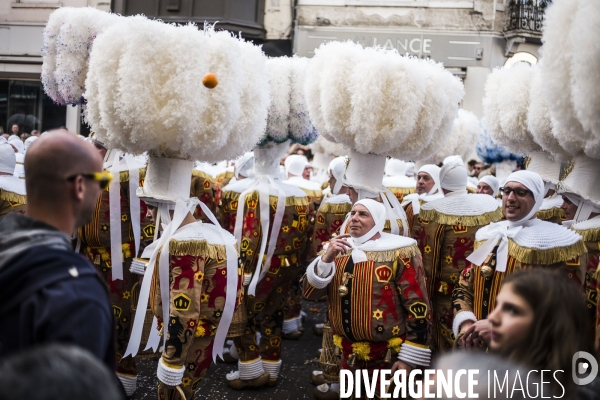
0, 130, 115, 368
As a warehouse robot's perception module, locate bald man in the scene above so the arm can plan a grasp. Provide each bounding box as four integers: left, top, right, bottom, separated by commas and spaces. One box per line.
0, 131, 115, 369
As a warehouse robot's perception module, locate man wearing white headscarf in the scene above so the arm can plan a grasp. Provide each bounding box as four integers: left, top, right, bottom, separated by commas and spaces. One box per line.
0, 143, 26, 219
412, 161, 502, 353
476, 175, 499, 198
303, 199, 432, 400
556, 156, 600, 351
453, 170, 586, 350
402, 164, 443, 233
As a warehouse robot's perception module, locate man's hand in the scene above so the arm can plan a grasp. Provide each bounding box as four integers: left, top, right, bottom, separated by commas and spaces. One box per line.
391, 360, 413, 376
321, 234, 352, 263
460, 319, 491, 350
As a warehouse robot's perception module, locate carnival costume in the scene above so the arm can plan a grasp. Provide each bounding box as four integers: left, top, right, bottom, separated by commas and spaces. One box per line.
453, 171, 586, 339
0, 143, 26, 219
303, 200, 432, 399
413, 162, 502, 352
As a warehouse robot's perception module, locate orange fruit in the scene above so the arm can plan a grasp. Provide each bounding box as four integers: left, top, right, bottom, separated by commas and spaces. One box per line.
202, 73, 218, 89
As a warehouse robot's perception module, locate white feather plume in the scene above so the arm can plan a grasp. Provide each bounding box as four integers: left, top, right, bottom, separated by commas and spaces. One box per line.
304, 41, 464, 159
42, 7, 119, 105
85, 19, 269, 162
569, 0, 600, 159
540, 0, 587, 157
527, 64, 570, 160
483, 63, 541, 155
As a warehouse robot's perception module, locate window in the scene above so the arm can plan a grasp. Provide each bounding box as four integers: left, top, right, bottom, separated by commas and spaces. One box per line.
0, 80, 66, 135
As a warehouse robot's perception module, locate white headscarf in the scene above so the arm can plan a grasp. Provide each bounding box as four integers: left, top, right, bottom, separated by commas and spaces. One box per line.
478, 175, 499, 197
467, 170, 545, 272
24, 136, 38, 153
439, 161, 467, 194
562, 193, 600, 226
404, 164, 443, 214
284, 154, 309, 178
0, 144, 16, 174
328, 156, 346, 195
350, 199, 386, 263
8, 136, 24, 154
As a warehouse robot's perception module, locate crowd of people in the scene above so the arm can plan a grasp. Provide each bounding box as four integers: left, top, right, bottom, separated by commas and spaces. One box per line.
0, 1, 599, 399
0, 128, 598, 400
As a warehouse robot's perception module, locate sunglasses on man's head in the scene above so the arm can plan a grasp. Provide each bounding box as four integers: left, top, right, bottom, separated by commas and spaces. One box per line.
499, 187, 533, 198
66, 171, 113, 190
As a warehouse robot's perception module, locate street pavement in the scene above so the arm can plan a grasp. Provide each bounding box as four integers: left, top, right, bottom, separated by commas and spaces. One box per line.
133, 299, 328, 400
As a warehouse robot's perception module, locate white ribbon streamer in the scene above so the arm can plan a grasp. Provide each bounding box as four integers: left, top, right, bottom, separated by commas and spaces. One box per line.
466, 224, 523, 273
381, 188, 409, 237
233, 176, 288, 297
108, 151, 123, 281
124, 154, 141, 257
144, 316, 161, 352
125, 198, 237, 363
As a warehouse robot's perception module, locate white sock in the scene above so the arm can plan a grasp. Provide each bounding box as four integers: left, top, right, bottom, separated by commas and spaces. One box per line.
262, 359, 282, 380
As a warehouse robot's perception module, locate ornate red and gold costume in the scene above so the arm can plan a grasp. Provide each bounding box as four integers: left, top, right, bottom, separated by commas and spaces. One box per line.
303, 233, 433, 381
568, 216, 600, 352
0, 175, 26, 219
412, 193, 502, 352
220, 176, 309, 381
150, 221, 242, 399
78, 166, 154, 390
452, 218, 587, 338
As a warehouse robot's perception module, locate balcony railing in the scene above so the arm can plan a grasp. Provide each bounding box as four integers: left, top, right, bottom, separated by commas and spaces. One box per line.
506, 0, 551, 33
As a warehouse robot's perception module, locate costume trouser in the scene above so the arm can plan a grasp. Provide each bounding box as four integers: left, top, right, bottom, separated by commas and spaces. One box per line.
433, 291, 455, 354
157, 335, 216, 400
339, 350, 394, 400
282, 265, 305, 332
85, 247, 138, 381
234, 260, 300, 364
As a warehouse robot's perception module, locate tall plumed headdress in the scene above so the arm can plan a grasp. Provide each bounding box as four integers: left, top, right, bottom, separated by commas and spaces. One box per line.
421, 109, 480, 165
259, 56, 318, 146
540, 0, 600, 159
305, 41, 464, 235
475, 124, 517, 164
42, 7, 120, 105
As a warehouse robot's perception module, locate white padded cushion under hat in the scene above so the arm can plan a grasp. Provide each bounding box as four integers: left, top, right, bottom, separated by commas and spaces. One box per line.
0, 144, 16, 174
439, 161, 467, 192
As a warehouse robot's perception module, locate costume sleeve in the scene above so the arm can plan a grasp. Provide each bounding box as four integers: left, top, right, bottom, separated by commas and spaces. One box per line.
302, 257, 331, 301
396, 254, 432, 366
451, 263, 477, 337
157, 254, 204, 386
403, 202, 414, 236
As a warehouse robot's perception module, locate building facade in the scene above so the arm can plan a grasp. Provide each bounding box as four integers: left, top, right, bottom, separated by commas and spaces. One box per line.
293, 0, 548, 118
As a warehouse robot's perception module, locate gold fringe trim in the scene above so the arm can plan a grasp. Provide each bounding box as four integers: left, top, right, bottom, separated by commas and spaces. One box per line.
387, 187, 416, 195
561, 161, 574, 181
118, 168, 147, 182
0, 190, 27, 204
418, 207, 503, 227
321, 181, 330, 191
337, 243, 420, 263
299, 188, 322, 198
319, 202, 352, 214
466, 186, 476, 194
222, 190, 309, 207
571, 226, 600, 242
474, 239, 587, 265
536, 207, 564, 221
192, 169, 215, 182
216, 170, 234, 181
169, 239, 238, 258
384, 219, 404, 231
